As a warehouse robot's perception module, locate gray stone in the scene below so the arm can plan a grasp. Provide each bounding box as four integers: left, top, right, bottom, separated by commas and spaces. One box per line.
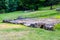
3, 18, 60, 31
34, 23, 45, 28
44, 24, 54, 31
9, 20, 24, 24
24, 22, 36, 27
29, 23, 45, 28
56, 8, 60, 11
29, 24, 36, 27
3, 19, 11, 23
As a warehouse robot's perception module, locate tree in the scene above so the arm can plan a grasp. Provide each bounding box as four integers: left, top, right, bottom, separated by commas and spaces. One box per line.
0, 0, 60, 13
17, 0, 40, 10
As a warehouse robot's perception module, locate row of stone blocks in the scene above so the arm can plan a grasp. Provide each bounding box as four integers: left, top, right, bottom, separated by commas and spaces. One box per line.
29, 23, 54, 30
3, 19, 54, 31
56, 8, 60, 11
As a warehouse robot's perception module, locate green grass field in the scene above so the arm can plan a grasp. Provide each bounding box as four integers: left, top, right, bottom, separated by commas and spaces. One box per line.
0, 9, 60, 40
0, 10, 60, 21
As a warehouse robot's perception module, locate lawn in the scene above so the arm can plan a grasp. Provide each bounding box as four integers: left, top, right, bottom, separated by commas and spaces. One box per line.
0, 9, 60, 40
0, 10, 60, 21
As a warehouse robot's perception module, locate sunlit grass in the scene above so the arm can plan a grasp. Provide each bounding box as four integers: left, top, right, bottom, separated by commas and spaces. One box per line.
54, 15, 60, 18
0, 9, 60, 40
0, 23, 26, 30
0, 10, 59, 22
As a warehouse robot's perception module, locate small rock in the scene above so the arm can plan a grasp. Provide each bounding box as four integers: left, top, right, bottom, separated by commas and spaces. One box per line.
29, 23, 45, 28
29, 24, 36, 27
9, 20, 24, 24
3, 19, 11, 23
56, 8, 60, 11
34, 23, 45, 28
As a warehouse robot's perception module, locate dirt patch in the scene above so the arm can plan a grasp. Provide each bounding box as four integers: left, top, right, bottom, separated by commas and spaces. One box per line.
0, 23, 25, 30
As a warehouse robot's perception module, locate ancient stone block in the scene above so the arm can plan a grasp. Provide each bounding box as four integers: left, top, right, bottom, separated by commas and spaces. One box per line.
44, 24, 54, 31
3, 19, 11, 23
35, 23, 45, 28
56, 8, 60, 11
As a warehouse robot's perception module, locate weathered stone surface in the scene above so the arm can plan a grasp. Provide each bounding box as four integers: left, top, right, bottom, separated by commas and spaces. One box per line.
34, 23, 45, 28
2, 18, 60, 31
56, 8, 60, 11
44, 23, 54, 31
29, 24, 36, 27
23, 21, 36, 27
9, 20, 24, 24
3, 19, 11, 23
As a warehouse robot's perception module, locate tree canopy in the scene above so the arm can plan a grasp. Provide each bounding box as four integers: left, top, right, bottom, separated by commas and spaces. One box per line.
0, 0, 60, 12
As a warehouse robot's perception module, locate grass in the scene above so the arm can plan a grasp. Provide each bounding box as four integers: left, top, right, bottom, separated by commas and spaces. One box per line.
0, 10, 60, 22
0, 27, 60, 40
39, 4, 60, 10
0, 7, 60, 40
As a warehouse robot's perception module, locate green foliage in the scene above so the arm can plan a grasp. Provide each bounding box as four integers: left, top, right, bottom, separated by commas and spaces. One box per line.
4, 0, 18, 12
0, 0, 60, 13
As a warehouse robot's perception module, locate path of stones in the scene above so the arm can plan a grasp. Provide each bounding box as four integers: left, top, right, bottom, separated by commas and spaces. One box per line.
5, 18, 60, 26
3, 18, 60, 30
1, 18, 60, 40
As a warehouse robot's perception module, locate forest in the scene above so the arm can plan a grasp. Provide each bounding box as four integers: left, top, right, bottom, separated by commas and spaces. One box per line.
0, 0, 60, 13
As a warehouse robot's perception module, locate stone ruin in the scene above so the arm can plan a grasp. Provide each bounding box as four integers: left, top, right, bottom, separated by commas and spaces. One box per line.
3, 17, 60, 31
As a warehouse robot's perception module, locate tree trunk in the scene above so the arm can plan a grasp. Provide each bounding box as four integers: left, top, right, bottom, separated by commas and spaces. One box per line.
50, 2, 53, 10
